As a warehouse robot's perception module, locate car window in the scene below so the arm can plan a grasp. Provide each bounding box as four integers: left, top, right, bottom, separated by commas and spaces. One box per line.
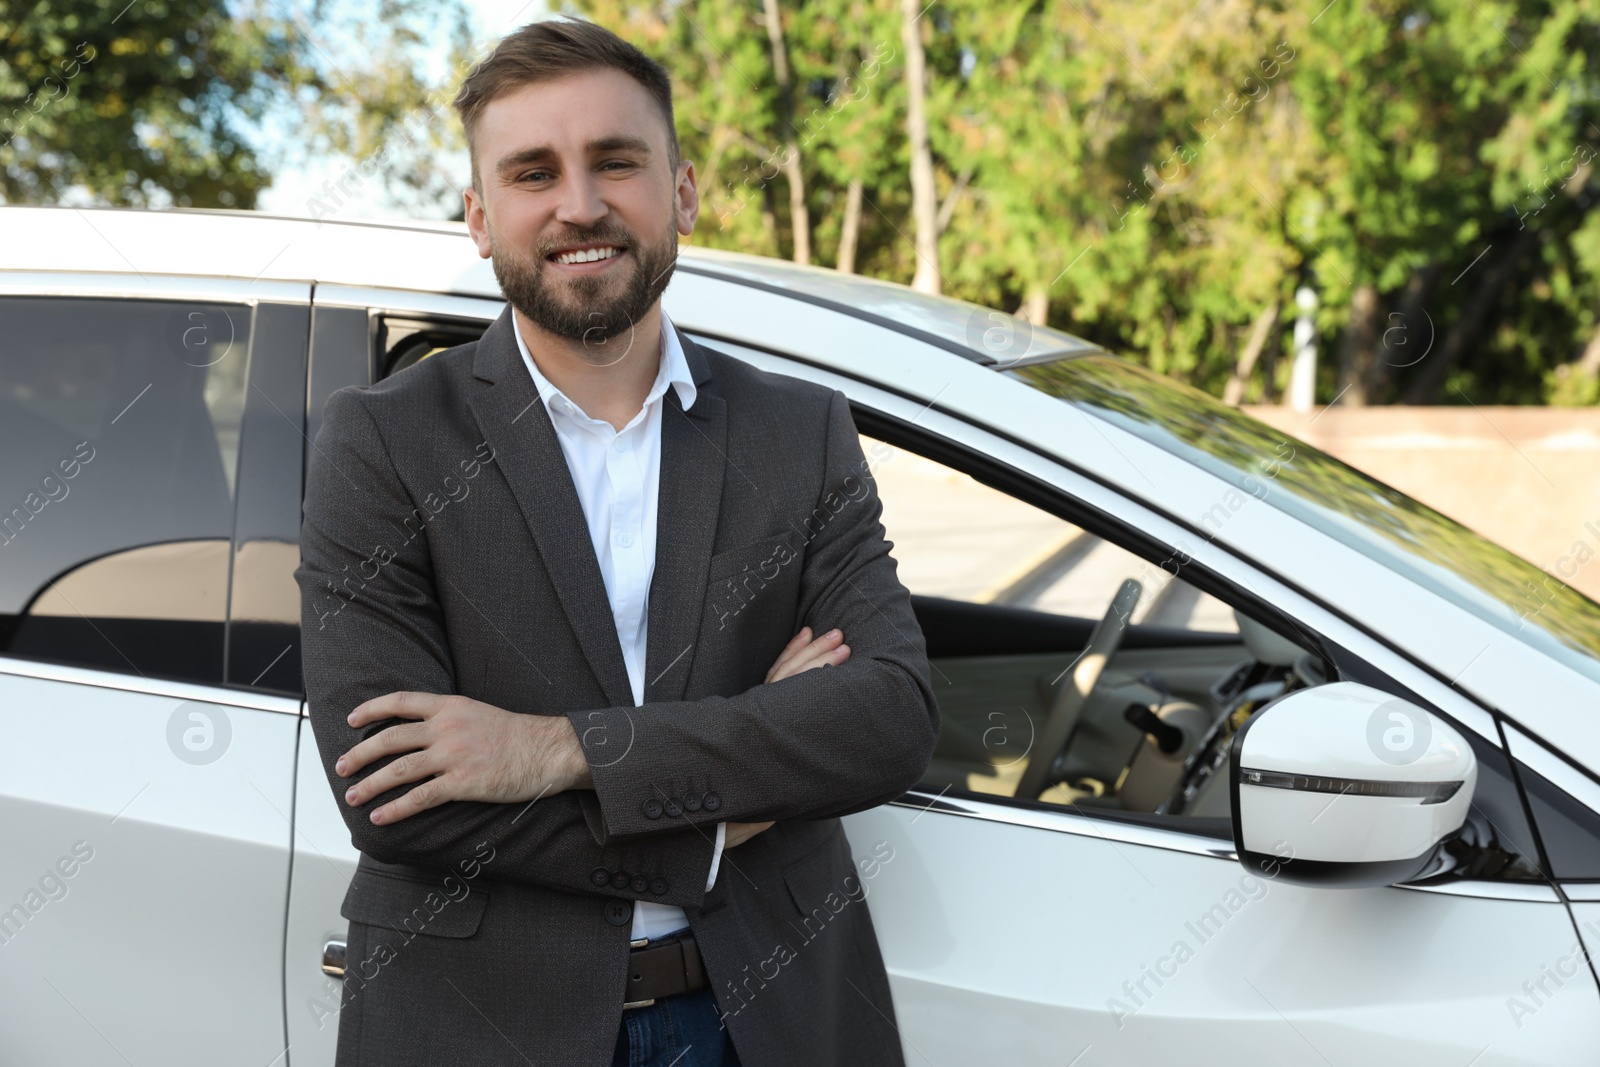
865, 434, 1237, 631
0, 296, 248, 685
863, 431, 1262, 825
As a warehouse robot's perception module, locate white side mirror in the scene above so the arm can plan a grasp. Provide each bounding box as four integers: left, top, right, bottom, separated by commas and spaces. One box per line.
1230, 681, 1476, 888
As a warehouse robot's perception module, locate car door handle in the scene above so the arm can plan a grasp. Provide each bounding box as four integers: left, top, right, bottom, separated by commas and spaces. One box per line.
322, 939, 347, 978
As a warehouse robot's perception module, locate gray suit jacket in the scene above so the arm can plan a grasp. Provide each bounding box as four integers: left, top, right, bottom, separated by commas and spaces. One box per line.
294, 304, 940, 1067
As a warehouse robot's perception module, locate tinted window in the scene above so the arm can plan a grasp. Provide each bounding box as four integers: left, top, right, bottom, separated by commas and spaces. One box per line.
0, 297, 248, 685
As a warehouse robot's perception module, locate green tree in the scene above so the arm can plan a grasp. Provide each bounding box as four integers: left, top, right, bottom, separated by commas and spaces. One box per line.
1, 0, 472, 211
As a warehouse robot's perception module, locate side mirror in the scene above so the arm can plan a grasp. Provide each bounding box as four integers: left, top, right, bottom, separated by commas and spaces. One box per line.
1230, 681, 1476, 888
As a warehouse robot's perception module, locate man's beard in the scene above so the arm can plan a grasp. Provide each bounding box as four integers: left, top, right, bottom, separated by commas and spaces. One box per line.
489, 210, 678, 359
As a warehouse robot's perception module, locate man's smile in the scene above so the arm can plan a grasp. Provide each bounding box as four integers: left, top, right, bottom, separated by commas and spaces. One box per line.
547, 242, 629, 274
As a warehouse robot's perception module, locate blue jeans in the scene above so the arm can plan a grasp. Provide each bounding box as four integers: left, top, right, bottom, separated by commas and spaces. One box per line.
611, 985, 741, 1067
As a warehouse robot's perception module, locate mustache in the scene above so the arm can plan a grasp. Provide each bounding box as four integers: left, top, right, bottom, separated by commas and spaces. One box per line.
539, 231, 633, 258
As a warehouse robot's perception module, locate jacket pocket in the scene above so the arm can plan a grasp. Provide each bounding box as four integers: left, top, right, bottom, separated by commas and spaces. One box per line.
340, 865, 489, 939
706, 530, 800, 584
781, 822, 856, 921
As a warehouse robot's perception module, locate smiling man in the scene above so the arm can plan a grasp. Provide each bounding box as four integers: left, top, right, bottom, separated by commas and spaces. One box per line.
293, 16, 939, 1067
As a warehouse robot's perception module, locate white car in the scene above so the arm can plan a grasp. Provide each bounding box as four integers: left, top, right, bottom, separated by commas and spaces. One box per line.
2, 205, 1598, 1067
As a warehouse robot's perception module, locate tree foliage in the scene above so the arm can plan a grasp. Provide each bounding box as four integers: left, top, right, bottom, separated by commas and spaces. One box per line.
0, 0, 472, 211
565, 0, 1600, 405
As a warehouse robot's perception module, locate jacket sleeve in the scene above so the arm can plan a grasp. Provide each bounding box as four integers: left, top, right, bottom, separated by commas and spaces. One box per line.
295, 387, 717, 907
573, 388, 942, 841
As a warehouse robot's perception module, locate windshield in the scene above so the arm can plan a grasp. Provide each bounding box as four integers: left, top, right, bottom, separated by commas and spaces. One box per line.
1010, 355, 1600, 687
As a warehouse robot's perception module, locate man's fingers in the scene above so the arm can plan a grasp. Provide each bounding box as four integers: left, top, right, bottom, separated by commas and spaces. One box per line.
343, 747, 437, 807
769, 629, 848, 682
770, 628, 841, 679
337, 719, 429, 778
347, 690, 447, 729
368, 775, 453, 825
765, 626, 814, 683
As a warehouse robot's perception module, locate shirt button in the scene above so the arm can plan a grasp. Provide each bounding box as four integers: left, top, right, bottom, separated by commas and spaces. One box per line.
613, 438, 627, 452
617, 532, 634, 548
604, 899, 633, 926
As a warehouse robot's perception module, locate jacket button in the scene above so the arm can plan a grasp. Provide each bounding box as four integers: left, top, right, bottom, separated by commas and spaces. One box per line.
611, 870, 630, 890
702, 791, 721, 812
664, 796, 683, 818
604, 899, 633, 926
650, 877, 668, 895
643, 798, 663, 819
631, 874, 649, 894
684, 792, 702, 813
591, 867, 611, 887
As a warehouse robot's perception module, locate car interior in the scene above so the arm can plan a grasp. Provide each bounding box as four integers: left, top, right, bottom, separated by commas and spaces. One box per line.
856, 430, 1335, 830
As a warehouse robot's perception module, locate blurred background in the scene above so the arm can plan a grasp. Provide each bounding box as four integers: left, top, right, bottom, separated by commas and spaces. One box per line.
4, 0, 1598, 596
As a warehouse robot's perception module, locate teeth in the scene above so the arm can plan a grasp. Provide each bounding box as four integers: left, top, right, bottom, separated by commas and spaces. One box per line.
555, 246, 621, 265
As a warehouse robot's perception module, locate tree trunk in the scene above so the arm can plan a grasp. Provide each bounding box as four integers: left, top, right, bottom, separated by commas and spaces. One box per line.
1368, 262, 1441, 402
1223, 300, 1280, 405
900, 0, 940, 293
837, 177, 864, 273
762, 0, 811, 265
1017, 282, 1049, 325
759, 181, 782, 258
1577, 322, 1600, 378
1335, 284, 1381, 406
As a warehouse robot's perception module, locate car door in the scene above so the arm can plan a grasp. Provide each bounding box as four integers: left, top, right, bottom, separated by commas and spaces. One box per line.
284, 286, 502, 1067
700, 338, 1600, 1067
0, 278, 307, 1064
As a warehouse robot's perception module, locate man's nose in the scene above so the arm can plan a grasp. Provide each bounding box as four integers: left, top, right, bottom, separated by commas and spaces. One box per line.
554, 167, 608, 227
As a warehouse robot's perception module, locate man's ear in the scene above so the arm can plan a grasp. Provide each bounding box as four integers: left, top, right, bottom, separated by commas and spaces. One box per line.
676, 159, 699, 237
464, 183, 493, 259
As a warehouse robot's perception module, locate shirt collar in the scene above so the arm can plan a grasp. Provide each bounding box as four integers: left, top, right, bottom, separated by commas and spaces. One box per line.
512, 307, 697, 422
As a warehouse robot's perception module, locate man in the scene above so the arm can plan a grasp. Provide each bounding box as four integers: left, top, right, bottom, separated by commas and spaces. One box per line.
294, 16, 939, 1067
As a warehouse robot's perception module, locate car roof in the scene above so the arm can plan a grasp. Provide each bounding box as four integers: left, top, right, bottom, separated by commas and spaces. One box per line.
0, 204, 1104, 366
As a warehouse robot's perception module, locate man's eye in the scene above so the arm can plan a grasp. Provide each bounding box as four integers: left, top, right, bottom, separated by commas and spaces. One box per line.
518, 171, 550, 182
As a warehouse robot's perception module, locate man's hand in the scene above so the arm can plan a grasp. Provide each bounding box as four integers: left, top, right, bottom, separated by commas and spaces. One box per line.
336, 692, 588, 826
724, 626, 853, 849
764, 625, 850, 683
338, 626, 849, 833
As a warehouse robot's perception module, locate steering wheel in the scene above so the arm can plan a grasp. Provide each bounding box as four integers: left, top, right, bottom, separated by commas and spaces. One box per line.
1016, 578, 1142, 800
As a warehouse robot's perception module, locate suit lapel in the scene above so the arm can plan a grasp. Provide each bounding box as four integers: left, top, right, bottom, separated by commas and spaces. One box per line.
644, 326, 725, 704
466, 307, 633, 709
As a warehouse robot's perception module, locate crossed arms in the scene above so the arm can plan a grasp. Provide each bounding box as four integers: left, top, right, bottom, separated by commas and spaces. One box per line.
294, 385, 939, 910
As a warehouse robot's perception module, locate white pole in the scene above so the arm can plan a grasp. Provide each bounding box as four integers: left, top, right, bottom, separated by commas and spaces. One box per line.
1288, 284, 1318, 412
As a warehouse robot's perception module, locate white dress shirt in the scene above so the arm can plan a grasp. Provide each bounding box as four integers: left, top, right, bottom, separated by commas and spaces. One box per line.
513, 309, 726, 942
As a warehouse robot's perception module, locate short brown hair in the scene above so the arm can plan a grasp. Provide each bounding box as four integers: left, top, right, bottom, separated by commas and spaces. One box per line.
452, 17, 681, 191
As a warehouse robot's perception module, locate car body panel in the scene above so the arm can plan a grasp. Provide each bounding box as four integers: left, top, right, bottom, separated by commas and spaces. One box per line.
0, 667, 297, 1065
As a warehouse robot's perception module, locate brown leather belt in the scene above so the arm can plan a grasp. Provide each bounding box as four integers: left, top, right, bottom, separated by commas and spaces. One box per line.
623, 932, 707, 1009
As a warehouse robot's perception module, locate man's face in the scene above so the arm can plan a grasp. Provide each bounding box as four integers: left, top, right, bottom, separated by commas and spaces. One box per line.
463, 68, 697, 355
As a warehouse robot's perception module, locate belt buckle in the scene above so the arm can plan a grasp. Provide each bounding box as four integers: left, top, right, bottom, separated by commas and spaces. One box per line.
623, 937, 655, 1009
